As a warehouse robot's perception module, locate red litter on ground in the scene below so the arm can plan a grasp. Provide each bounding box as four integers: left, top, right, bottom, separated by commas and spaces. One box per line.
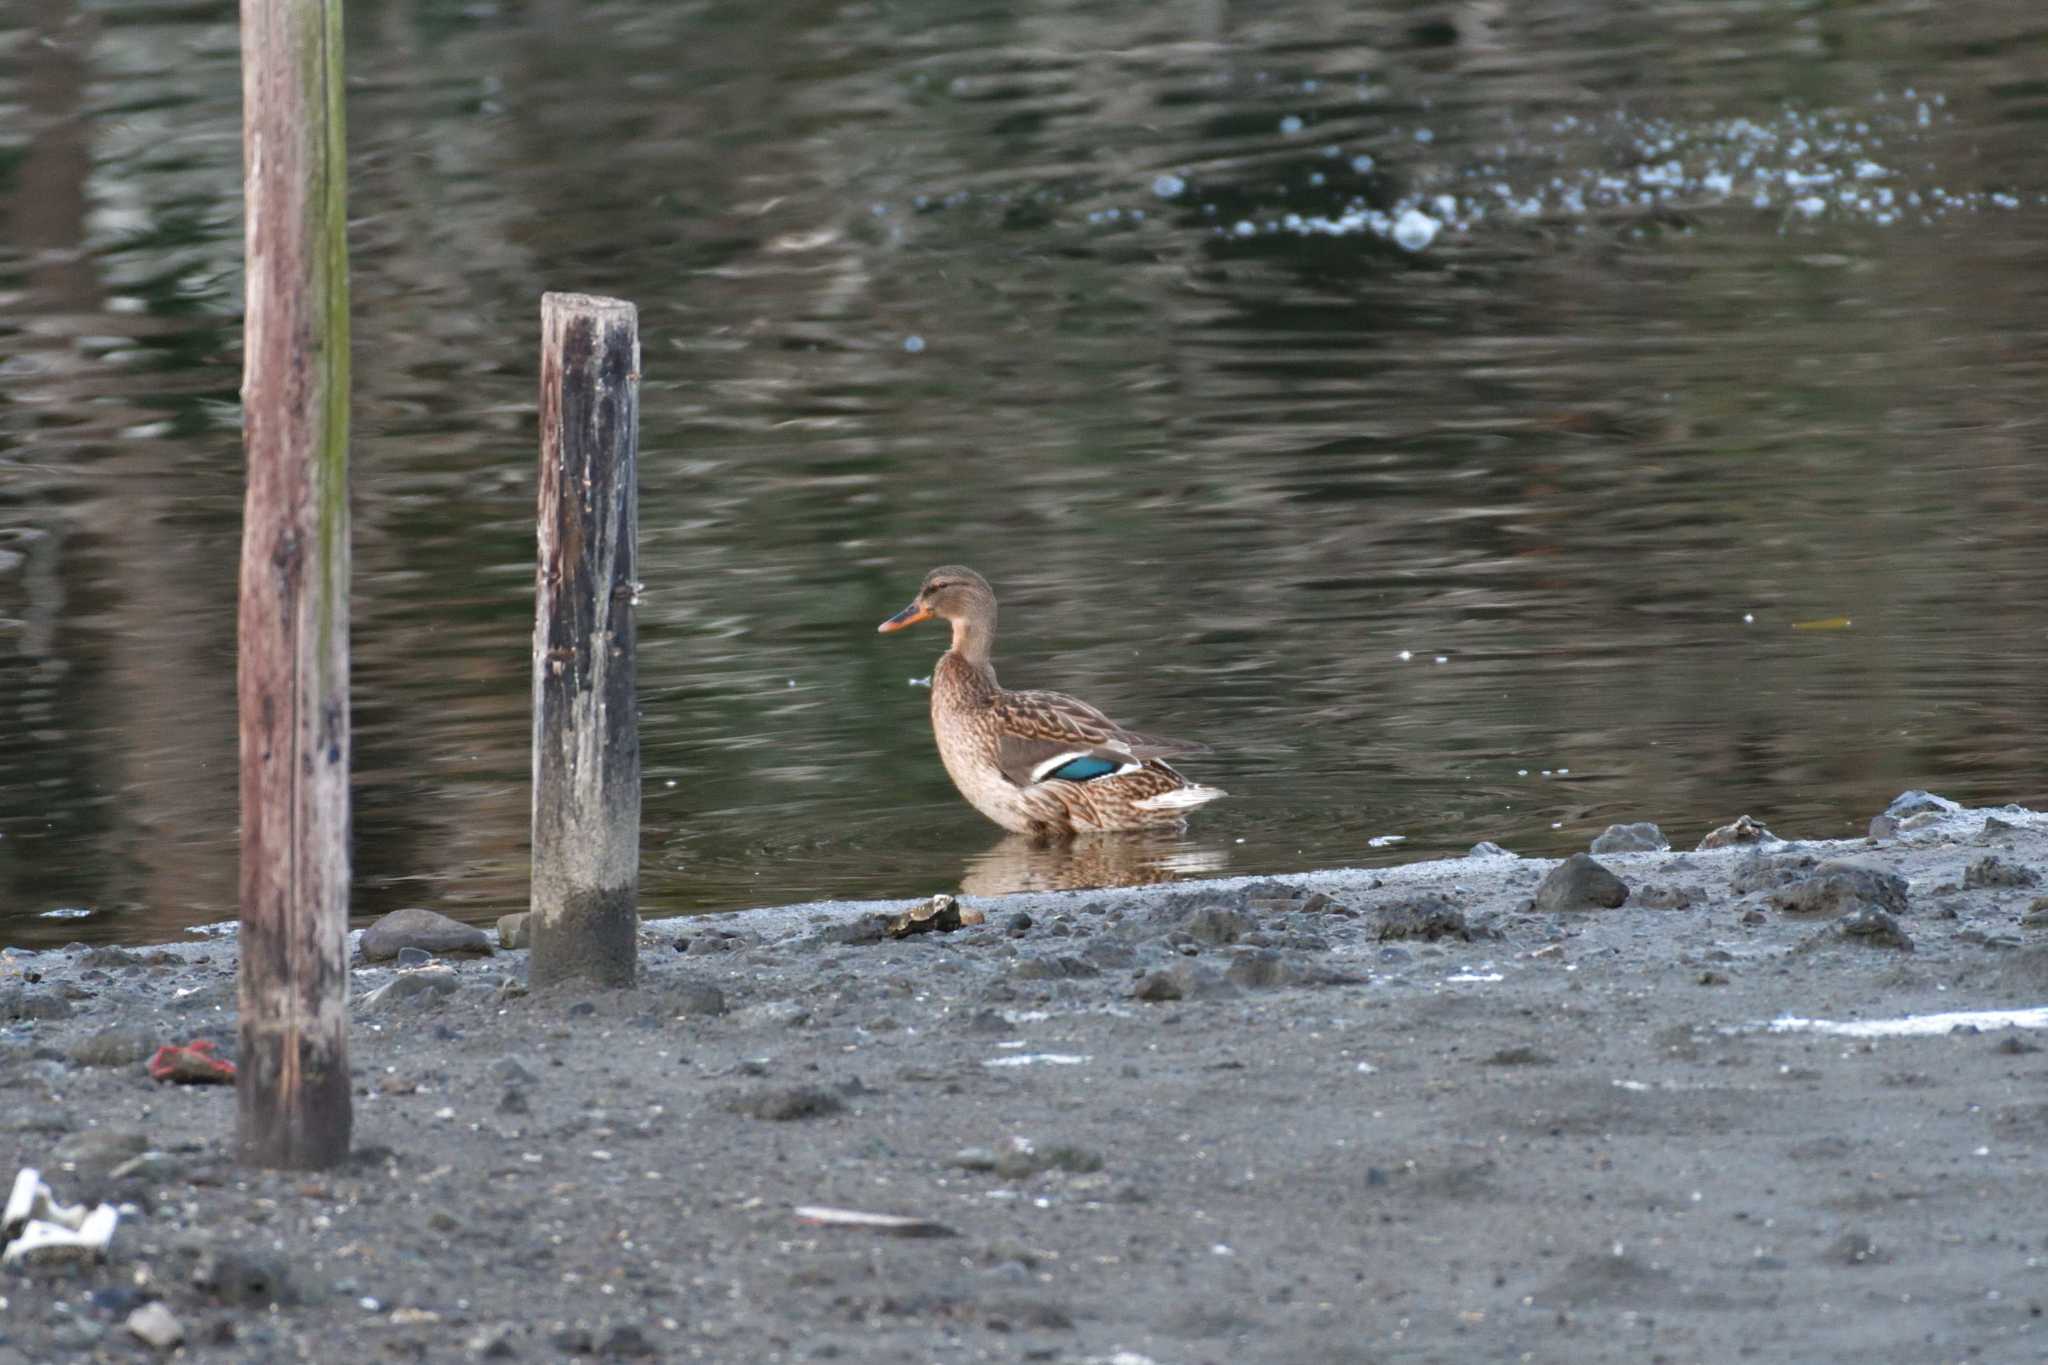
146, 1039, 237, 1085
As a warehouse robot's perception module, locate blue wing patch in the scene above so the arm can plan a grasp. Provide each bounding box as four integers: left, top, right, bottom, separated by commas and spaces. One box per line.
1044, 755, 1121, 782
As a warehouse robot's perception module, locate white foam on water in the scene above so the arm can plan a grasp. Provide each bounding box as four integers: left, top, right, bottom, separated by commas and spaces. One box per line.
984, 1053, 1092, 1068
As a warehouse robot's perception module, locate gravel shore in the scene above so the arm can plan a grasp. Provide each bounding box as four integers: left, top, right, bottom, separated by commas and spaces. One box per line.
4, 797, 2047, 1364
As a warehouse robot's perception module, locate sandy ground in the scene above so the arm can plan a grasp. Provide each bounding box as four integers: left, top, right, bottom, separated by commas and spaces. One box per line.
3, 797, 2047, 1365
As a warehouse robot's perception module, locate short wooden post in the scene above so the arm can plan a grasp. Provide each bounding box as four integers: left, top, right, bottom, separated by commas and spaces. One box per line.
235, 0, 353, 1167
531, 293, 641, 989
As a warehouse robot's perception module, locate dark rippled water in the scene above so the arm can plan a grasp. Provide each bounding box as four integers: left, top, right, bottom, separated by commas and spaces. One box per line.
3, 0, 2046, 946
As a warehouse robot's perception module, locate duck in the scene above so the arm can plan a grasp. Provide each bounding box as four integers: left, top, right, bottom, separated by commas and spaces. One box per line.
877, 566, 1225, 835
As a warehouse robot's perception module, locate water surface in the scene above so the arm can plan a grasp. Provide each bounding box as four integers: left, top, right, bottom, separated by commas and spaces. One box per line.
3, 0, 2046, 945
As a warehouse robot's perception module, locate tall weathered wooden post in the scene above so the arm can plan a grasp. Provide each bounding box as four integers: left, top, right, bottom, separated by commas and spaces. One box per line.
236, 0, 353, 1167
530, 293, 641, 989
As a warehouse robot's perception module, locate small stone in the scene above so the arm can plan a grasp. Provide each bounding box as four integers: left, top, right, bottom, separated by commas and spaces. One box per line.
2021, 898, 2048, 930
1984, 815, 2018, 834
79, 946, 145, 969
1868, 813, 1901, 840
1827, 1231, 1886, 1266
1224, 949, 1299, 990
1466, 841, 1513, 858
950, 1146, 1001, 1171
1372, 895, 1468, 941
729, 1085, 844, 1121
1964, 857, 2039, 890
491, 1056, 538, 1085
1483, 1045, 1554, 1066
1633, 884, 1696, 910
1004, 912, 1034, 936
191, 1249, 293, 1306
359, 966, 459, 1013
1995, 1034, 2042, 1056
1771, 861, 1910, 917
1533, 854, 1629, 912
1011, 955, 1100, 981
1697, 814, 1775, 850
1884, 790, 1960, 820
0, 987, 73, 1021
67, 1026, 157, 1069
886, 894, 964, 938
669, 981, 727, 1017
360, 908, 491, 962
1133, 971, 1183, 1003
395, 947, 433, 969
1590, 822, 1668, 854
497, 1088, 530, 1115
1184, 906, 1249, 945
823, 918, 886, 946
467, 1325, 520, 1359
1839, 907, 1913, 950
126, 1303, 183, 1351
497, 913, 531, 950
598, 1324, 657, 1357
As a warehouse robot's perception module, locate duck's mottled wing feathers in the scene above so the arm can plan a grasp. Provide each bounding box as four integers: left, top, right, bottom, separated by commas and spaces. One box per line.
991, 689, 1206, 787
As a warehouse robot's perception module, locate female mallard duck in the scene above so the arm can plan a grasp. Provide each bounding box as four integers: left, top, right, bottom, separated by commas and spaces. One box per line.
877, 566, 1224, 835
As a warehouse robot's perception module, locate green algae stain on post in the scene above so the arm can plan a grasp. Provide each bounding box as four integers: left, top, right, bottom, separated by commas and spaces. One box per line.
235, 0, 353, 1169
531, 293, 641, 990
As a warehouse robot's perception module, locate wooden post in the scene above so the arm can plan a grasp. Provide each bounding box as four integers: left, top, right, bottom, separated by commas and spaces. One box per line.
531, 293, 641, 989
236, 0, 353, 1167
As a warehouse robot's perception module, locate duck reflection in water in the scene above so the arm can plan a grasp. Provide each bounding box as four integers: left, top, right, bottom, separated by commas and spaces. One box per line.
958, 830, 1230, 899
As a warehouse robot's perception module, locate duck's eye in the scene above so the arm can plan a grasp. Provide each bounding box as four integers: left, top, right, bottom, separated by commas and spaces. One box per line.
926, 581, 950, 593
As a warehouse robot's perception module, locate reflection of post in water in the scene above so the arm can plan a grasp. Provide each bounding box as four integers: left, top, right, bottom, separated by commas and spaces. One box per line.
958, 831, 1228, 899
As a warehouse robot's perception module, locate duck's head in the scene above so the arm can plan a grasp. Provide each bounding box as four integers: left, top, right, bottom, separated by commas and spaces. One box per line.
878, 565, 996, 641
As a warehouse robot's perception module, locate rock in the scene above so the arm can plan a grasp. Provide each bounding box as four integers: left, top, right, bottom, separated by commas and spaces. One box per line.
1466, 841, 1513, 859
1770, 860, 1910, 917
822, 917, 887, 946
1827, 1231, 1887, 1266
1697, 815, 1775, 850
0, 987, 73, 1021
1633, 885, 1696, 910
1133, 971, 1182, 1003
599, 1324, 658, 1358
54, 1128, 148, 1177
1135, 963, 1234, 1001
191, 1248, 294, 1306
1590, 822, 1669, 854
1728, 851, 1816, 895
1183, 906, 1249, 945
491, 1057, 538, 1085
467, 1325, 521, 1359
668, 981, 728, 1017
125, 1303, 183, 1351
79, 946, 145, 970
1484, 1045, 1555, 1066
1884, 790, 1960, 820
1838, 907, 1913, 951
886, 894, 965, 938
2023, 898, 2048, 930
1003, 912, 1034, 936
1533, 855, 1629, 912
1371, 895, 1468, 941
497, 1088, 529, 1115
66, 1027, 157, 1069
360, 908, 491, 962
1011, 955, 1100, 981
728, 1085, 844, 1121
395, 946, 433, 968
358, 966, 459, 1013
497, 912, 531, 950
1964, 857, 2039, 890
1225, 949, 1300, 990
730, 1000, 810, 1030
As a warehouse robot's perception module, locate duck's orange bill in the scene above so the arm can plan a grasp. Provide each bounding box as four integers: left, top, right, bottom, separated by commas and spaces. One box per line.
877, 603, 933, 633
